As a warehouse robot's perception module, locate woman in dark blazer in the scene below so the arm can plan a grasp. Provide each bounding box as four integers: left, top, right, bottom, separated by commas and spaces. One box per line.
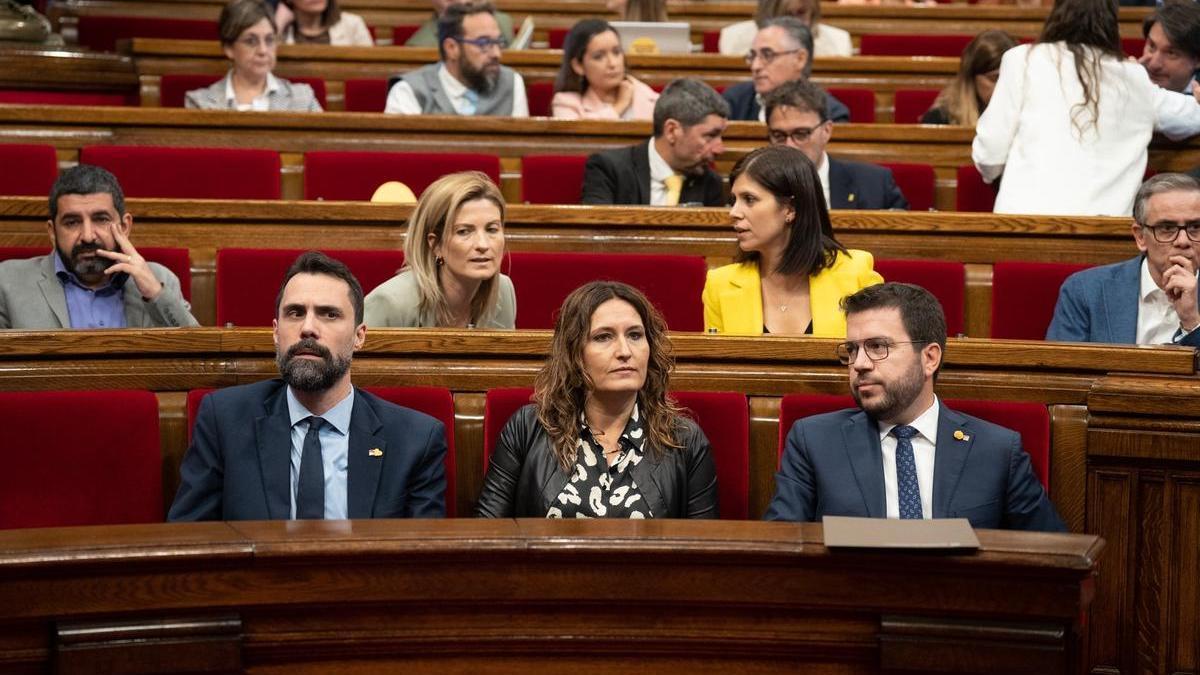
476, 281, 718, 519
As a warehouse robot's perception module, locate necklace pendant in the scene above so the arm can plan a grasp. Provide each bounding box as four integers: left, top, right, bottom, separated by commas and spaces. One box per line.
779, 304, 788, 312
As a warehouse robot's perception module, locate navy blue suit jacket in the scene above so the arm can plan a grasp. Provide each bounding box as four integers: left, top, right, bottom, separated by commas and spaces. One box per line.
1046, 254, 1200, 346
722, 80, 851, 123
168, 379, 447, 521
828, 158, 909, 210
764, 403, 1065, 532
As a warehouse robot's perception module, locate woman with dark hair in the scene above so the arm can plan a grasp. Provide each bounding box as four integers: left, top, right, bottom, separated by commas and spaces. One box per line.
277, 0, 372, 45
476, 281, 718, 519
973, 0, 1200, 216
552, 19, 658, 120
702, 145, 882, 336
922, 30, 1016, 125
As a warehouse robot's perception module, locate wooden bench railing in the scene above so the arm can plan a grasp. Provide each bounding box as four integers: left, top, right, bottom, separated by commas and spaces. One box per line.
0, 328, 1191, 675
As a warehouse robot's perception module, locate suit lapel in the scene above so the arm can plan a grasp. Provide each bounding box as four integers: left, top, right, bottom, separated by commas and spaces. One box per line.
37, 255, 69, 328
255, 387, 294, 519
347, 389, 386, 519
627, 448, 667, 517
1101, 256, 1142, 343
632, 141, 651, 205
932, 403, 972, 518
841, 412, 885, 517
827, 159, 854, 209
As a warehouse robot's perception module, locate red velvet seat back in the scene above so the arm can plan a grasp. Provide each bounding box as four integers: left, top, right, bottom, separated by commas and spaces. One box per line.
991, 261, 1090, 340
506, 251, 707, 331
1122, 37, 1144, 58
859, 33, 973, 57
482, 386, 534, 469
304, 151, 502, 201
826, 87, 876, 123
0, 89, 135, 107
0, 246, 191, 300
344, 78, 388, 112
521, 155, 587, 204
878, 162, 935, 211
548, 28, 568, 49
875, 258, 965, 336
893, 89, 940, 124
527, 81, 554, 117
215, 248, 404, 326
956, 164, 998, 212
393, 24, 419, 44
80, 145, 281, 200
76, 15, 218, 52
159, 74, 327, 109
0, 389, 161, 529
0, 144, 58, 197
702, 30, 719, 53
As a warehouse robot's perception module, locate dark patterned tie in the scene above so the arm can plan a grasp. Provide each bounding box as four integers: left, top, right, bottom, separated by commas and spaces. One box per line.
892, 425, 922, 520
295, 416, 325, 519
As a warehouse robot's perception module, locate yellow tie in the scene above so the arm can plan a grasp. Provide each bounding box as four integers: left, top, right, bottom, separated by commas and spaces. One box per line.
663, 174, 683, 206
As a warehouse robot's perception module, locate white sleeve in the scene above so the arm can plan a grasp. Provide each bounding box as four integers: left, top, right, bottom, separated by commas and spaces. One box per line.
510, 71, 529, 117
972, 47, 1026, 184
1152, 83, 1200, 141
384, 80, 422, 115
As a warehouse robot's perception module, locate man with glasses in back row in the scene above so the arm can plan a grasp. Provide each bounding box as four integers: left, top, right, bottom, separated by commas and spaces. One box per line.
385, 0, 528, 116
766, 282, 1065, 532
1048, 173, 1200, 346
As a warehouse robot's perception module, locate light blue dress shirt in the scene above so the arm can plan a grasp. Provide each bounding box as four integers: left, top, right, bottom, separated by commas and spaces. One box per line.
53, 253, 127, 329
286, 386, 354, 519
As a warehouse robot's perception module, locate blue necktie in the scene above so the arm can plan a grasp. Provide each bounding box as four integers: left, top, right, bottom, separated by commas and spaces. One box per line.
892, 425, 922, 520
295, 416, 325, 519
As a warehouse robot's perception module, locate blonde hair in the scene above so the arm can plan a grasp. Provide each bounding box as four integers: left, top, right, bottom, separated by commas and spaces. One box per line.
932, 30, 1016, 126
402, 171, 506, 327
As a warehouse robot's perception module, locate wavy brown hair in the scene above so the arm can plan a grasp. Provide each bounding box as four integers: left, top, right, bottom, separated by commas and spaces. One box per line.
1038, 0, 1123, 138
533, 281, 683, 471
931, 29, 1016, 126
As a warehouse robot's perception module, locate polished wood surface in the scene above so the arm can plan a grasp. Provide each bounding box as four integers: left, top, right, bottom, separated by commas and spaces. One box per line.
0, 519, 1100, 674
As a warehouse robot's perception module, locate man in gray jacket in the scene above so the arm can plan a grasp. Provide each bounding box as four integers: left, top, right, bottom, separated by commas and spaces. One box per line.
0, 164, 198, 329
384, 0, 528, 116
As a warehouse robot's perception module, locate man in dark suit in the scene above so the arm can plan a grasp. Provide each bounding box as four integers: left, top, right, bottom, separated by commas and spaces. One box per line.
766, 282, 1064, 532
169, 251, 447, 521
763, 80, 908, 210
722, 17, 850, 124
1047, 173, 1200, 346
582, 78, 728, 207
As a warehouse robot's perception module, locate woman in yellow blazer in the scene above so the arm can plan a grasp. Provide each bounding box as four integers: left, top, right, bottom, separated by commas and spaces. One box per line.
702, 145, 883, 336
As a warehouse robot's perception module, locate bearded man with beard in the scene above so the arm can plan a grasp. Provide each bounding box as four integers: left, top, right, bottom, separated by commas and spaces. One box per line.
169, 251, 447, 521
0, 164, 197, 329
765, 282, 1065, 532
384, 0, 528, 116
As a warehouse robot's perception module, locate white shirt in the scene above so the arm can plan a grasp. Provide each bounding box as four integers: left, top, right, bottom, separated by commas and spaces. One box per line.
973, 43, 1200, 216
224, 72, 280, 112
815, 151, 831, 208
1136, 256, 1199, 344
717, 19, 854, 58
647, 138, 678, 206
384, 63, 529, 117
877, 397, 938, 520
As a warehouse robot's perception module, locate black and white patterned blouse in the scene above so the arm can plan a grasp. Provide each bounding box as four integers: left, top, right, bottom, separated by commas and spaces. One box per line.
547, 404, 653, 519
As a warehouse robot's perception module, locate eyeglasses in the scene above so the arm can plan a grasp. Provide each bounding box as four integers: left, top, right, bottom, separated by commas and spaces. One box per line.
769, 123, 825, 145
455, 35, 508, 51
835, 338, 929, 365
744, 47, 801, 65
236, 34, 276, 49
1140, 222, 1200, 243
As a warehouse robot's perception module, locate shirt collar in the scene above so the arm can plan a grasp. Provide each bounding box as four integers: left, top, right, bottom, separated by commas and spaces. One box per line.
1139, 256, 1164, 303
647, 138, 675, 186
876, 395, 940, 446
437, 62, 470, 103
579, 402, 647, 454
224, 71, 281, 105
53, 250, 126, 293
286, 385, 354, 435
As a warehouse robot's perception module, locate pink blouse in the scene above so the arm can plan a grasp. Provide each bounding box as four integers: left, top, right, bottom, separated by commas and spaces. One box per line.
551, 76, 659, 121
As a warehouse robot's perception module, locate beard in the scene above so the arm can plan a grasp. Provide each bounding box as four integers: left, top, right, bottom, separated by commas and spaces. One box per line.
850, 358, 925, 424
277, 338, 352, 393
58, 241, 113, 285
459, 54, 500, 94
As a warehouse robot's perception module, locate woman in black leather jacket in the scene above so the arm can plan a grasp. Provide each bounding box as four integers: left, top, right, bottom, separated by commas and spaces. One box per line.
476, 281, 718, 519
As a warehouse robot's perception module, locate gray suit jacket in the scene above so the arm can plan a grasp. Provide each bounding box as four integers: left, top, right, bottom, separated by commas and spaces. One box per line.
364, 269, 516, 328
184, 72, 323, 112
0, 253, 198, 329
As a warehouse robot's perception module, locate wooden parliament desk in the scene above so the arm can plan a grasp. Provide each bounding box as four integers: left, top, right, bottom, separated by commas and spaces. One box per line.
0, 329, 1191, 674
0, 519, 1102, 674
0, 198, 1150, 335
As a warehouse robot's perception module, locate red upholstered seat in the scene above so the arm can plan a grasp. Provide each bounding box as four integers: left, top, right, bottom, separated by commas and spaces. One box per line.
1122, 37, 1144, 58
521, 155, 586, 203
0, 246, 192, 300
826, 87, 875, 123
506, 251, 707, 331
215, 248, 404, 326
893, 89, 940, 124
159, 74, 327, 109
0, 389, 161, 529
702, 30, 720, 53
776, 394, 1049, 489
304, 151, 501, 201
875, 258, 965, 336
76, 15, 218, 52
859, 33, 974, 57
344, 78, 388, 112
0, 89, 134, 106
991, 261, 1090, 340
393, 24, 419, 44
527, 81, 554, 117
956, 164, 998, 212
548, 28, 568, 49
0, 144, 57, 197
483, 387, 749, 519
878, 162, 935, 211
80, 145, 281, 199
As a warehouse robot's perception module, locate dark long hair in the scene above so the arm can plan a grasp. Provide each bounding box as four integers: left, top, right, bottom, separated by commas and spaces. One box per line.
730, 145, 847, 277
554, 19, 620, 94
1038, 0, 1123, 137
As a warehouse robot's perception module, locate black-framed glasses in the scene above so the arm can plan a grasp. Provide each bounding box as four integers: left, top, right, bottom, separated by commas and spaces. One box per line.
1140, 221, 1200, 243
744, 47, 801, 65
768, 123, 826, 145
455, 35, 508, 51
835, 338, 930, 365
